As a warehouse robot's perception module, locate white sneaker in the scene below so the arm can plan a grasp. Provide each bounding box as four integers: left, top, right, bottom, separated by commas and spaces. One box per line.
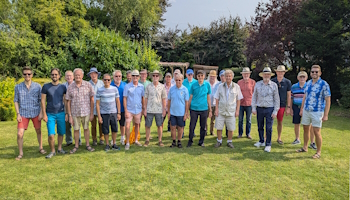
261, 142, 266, 147
134, 141, 142, 146
125, 144, 130, 150
120, 137, 125, 145
110, 140, 114, 146
254, 142, 263, 147
264, 146, 271, 152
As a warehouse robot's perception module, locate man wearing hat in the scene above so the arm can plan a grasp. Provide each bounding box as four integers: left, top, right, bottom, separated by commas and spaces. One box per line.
139, 69, 151, 88
208, 70, 219, 135
183, 69, 197, 92
163, 72, 174, 132
143, 70, 167, 147
237, 67, 256, 139
252, 67, 280, 152
171, 69, 182, 85
187, 70, 212, 147
271, 65, 292, 145
123, 70, 145, 150
88, 67, 104, 146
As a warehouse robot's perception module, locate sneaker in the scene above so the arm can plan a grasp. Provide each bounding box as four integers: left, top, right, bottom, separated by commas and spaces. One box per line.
79, 141, 82, 146
134, 141, 142, 146
170, 142, 176, 148
261, 142, 266, 147
125, 144, 130, 150
264, 146, 271, 152
254, 142, 264, 147
214, 142, 222, 148
158, 141, 164, 147
247, 135, 252, 139
186, 142, 192, 148
92, 140, 97, 146
120, 137, 125, 145
110, 140, 114, 146
105, 145, 110, 151
238, 135, 242, 138
309, 143, 317, 150
144, 141, 150, 147
292, 139, 301, 145
112, 144, 120, 150
99, 140, 105, 145
45, 152, 56, 159
57, 149, 66, 154
227, 142, 234, 148
198, 143, 205, 147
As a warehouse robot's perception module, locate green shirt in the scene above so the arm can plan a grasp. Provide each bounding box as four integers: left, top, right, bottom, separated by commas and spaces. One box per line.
139, 80, 151, 88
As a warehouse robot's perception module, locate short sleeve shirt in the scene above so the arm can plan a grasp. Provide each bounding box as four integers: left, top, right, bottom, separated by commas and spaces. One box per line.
291, 82, 305, 106
164, 83, 174, 111
14, 82, 42, 118
237, 78, 256, 106
304, 78, 331, 112
183, 78, 198, 92
271, 77, 292, 107
144, 82, 167, 113
96, 86, 119, 114
41, 83, 66, 114
139, 80, 151, 88
123, 82, 144, 115
110, 81, 126, 112
189, 81, 211, 111
168, 85, 189, 116
66, 81, 95, 117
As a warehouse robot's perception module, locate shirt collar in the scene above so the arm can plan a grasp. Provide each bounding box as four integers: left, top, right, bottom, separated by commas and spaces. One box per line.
224, 82, 234, 88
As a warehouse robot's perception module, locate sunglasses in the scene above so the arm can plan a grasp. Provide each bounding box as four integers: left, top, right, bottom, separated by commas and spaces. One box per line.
132, 75, 139, 77
23, 73, 32, 76
187, 74, 193, 76
152, 75, 159, 77
175, 80, 182, 82
311, 71, 318, 74
299, 76, 306, 78
104, 79, 111, 81
115, 75, 121, 77
51, 74, 59, 76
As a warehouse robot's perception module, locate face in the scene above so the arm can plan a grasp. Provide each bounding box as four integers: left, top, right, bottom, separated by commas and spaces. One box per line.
297, 75, 307, 83
186, 73, 193, 80
65, 72, 73, 83
310, 68, 321, 79
263, 73, 271, 81
165, 75, 172, 83
74, 70, 83, 83
114, 72, 122, 83
90, 72, 98, 81
127, 73, 132, 82
103, 75, 111, 87
23, 70, 33, 81
197, 73, 204, 82
276, 71, 285, 77
51, 70, 60, 82
225, 73, 233, 83
152, 73, 159, 83
242, 73, 250, 80
209, 76, 216, 83
220, 75, 226, 82
140, 72, 147, 81
132, 74, 140, 83
175, 77, 183, 87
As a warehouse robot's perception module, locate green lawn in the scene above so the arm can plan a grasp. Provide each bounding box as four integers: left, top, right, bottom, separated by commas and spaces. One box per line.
0, 106, 349, 199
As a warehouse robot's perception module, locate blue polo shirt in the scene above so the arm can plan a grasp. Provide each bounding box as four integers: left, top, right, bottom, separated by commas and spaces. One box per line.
168, 85, 189, 116
189, 81, 211, 111
123, 82, 144, 114
111, 81, 126, 112
183, 78, 198, 92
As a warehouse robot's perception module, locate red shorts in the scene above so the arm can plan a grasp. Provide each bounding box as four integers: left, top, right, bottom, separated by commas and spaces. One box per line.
17, 115, 41, 130
277, 107, 286, 121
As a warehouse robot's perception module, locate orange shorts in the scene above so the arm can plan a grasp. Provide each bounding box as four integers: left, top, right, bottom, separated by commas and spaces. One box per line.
17, 115, 41, 130
277, 107, 286, 121
125, 112, 141, 124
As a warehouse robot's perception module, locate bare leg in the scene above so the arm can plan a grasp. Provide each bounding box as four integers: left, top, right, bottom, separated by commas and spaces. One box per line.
310, 126, 315, 143
277, 120, 283, 141
171, 125, 176, 140
217, 130, 222, 141
158, 126, 163, 142
125, 122, 131, 144
302, 125, 310, 151
313, 127, 322, 155
177, 127, 183, 141
104, 134, 109, 145
17, 129, 25, 156
48, 135, 55, 153
294, 124, 300, 140
57, 135, 64, 151
145, 126, 151, 141
120, 126, 125, 137
134, 123, 140, 141
112, 132, 117, 145
84, 129, 90, 146
228, 131, 233, 141
35, 128, 43, 149
74, 130, 80, 148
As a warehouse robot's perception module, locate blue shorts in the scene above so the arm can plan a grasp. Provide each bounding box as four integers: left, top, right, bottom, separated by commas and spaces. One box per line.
292, 104, 302, 124
47, 112, 66, 136
170, 115, 185, 127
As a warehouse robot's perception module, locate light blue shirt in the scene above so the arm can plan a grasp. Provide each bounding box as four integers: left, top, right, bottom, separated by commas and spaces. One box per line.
89, 79, 104, 115
96, 86, 119, 114
183, 78, 198, 92
123, 82, 144, 114
189, 81, 211, 111
209, 82, 218, 106
304, 78, 331, 112
168, 85, 189, 116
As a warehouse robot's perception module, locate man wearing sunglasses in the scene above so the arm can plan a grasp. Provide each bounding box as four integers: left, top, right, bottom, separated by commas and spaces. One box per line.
14, 66, 45, 160
41, 68, 67, 158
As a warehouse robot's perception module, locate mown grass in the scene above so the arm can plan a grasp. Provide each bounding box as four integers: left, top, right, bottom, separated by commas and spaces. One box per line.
0, 106, 349, 199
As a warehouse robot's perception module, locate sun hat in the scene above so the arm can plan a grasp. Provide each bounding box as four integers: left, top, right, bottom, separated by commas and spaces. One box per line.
149, 70, 163, 80
219, 70, 225, 76
131, 69, 140, 76
174, 69, 181, 75
275, 65, 288, 72
297, 71, 308, 77
240, 67, 252, 74
209, 70, 217, 77
165, 72, 172, 77
258, 67, 275, 77
87, 67, 101, 78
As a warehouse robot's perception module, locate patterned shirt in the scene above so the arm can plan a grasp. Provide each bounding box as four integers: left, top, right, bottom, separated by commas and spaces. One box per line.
14, 81, 42, 118
123, 82, 144, 115
291, 82, 306, 106
237, 78, 256, 106
89, 79, 104, 115
145, 82, 167, 113
164, 83, 174, 111
304, 78, 331, 112
251, 80, 280, 115
96, 86, 119, 114
66, 81, 95, 117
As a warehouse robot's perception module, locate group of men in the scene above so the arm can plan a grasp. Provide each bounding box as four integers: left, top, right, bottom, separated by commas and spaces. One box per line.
14, 64, 330, 160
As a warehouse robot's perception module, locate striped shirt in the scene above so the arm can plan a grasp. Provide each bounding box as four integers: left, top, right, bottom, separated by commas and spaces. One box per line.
14, 81, 42, 118
96, 86, 120, 114
291, 82, 305, 106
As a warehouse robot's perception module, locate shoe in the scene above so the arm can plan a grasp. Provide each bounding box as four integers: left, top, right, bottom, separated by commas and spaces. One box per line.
144, 141, 150, 147
247, 135, 252, 139
210, 132, 213, 135
264, 146, 271, 152
309, 143, 317, 150
214, 142, 222, 148
292, 139, 301, 145
238, 135, 242, 138
110, 140, 114, 146
227, 142, 234, 148
79, 142, 82, 146
105, 145, 110, 151
112, 144, 120, 150
92, 140, 97, 146
120, 137, 125, 145
125, 144, 130, 150
64, 143, 72, 147
158, 141, 164, 147
254, 142, 264, 147
198, 143, 205, 147
134, 141, 142, 146
149, 136, 153, 140
99, 140, 105, 145
177, 142, 183, 148
170, 142, 176, 148
277, 140, 284, 145
186, 142, 192, 148
45, 152, 56, 159
57, 149, 66, 154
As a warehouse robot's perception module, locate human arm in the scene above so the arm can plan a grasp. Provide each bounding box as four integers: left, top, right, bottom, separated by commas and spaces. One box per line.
251, 85, 257, 115
116, 98, 121, 120
286, 91, 291, 115
184, 100, 189, 121
162, 98, 166, 118
143, 98, 148, 117
90, 96, 94, 121
123, 96, 129, 117
272, 85, 280, 119
322, 96, 331, 121
207, 94, 212, 118
167, 99, 171, 119
299, 94, 306, 117
67, 100, 73, 125
41, 93, 48, 122
96, 100, 102, 124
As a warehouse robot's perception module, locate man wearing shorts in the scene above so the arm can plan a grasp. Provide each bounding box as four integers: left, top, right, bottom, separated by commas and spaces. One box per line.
168, 74, 189, 148
111, 70, 127, 145
14, 66, 45, 160
214, 70, 243, 148
144, 70, 167, 147
271, 65, 291, 145
123, 70, 145, 150
297, 65, 331, 159
96, 74, 121, 151
41, 68, 67, 158
66, 68, 95, 153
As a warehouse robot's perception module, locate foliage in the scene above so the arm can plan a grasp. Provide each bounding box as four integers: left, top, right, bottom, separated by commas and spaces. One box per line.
340, 83, 350, 108
0, 77, 17, 121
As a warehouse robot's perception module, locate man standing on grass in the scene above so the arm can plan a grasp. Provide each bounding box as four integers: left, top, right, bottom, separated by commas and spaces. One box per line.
213, 70, 228, 137
143, 70, 167, 147
123, 70, 145, 150
14, 66, 45, 160
41, 68, 67, 158
214, 70, 243, 148
88, 68, 104, 146
96, 74, 121, 151
297, 65, 331, 159
111, 70, 126, 145
66, 68, 95, 154
163, 72, 174, 132
187, 70, 212, 148
208, 70, 219, 136
252, 67, 280, 152
237, 67, 256, 139
168, 74, 189, 148
271, 65, 292, 145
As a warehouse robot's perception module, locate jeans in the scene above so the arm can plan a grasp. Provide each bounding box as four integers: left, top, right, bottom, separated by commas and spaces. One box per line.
189, 110, 208, 145
238, 106, 252, 136
257, 107, 274, 146
65, 121, 81, 144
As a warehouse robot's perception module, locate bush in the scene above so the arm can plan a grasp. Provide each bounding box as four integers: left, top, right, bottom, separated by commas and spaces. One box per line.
0, 77, 16, 121
340, 83, 350, 108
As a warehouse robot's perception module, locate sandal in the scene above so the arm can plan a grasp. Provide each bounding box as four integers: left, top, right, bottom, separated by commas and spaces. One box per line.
15, 154, 23, 161
312, 153, 321, 159
39, 149, 47, 154
296, 148, 307, 153
277, 140, 284, 145
86, 146, 95, 152
70, 147, 78, 154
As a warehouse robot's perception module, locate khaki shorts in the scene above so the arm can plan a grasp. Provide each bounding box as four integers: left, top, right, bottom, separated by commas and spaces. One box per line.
125, 112, 142, 124
301, 110, 324, 128
215, 114, 236, 131
73, 115, 90, 131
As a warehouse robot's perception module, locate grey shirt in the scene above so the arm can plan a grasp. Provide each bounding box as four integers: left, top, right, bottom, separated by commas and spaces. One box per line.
251, 80, 280, 115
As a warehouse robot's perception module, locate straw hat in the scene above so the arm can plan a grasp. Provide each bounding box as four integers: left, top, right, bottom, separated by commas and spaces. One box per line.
209, 70, 217, 77
297, 71, 308, 77
240, 67, 252, 74
259, 67, 275, 77
131, 70, 140, 76
275, 65, 288, 72
149, 70, 163, 80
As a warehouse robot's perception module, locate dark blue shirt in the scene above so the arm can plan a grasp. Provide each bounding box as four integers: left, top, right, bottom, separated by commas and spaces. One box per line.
111, 81, 126, 112
271, 77, 291, 107
41, 83, 67, 114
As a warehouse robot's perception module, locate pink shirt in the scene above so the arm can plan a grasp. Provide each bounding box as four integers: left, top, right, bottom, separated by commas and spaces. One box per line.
237, 78, 256, 106
66, 80, 94, 117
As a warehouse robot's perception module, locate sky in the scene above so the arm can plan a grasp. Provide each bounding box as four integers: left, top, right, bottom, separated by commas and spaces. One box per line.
163, 0, 266, 30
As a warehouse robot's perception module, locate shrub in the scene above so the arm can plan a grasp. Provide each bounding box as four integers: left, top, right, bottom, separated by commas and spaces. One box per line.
340, 83, 350, 108
0, 77, 16, 121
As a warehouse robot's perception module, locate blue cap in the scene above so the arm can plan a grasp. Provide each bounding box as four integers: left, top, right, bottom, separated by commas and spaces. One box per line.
219, 70, 225, 76
186, 69, 194, 75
